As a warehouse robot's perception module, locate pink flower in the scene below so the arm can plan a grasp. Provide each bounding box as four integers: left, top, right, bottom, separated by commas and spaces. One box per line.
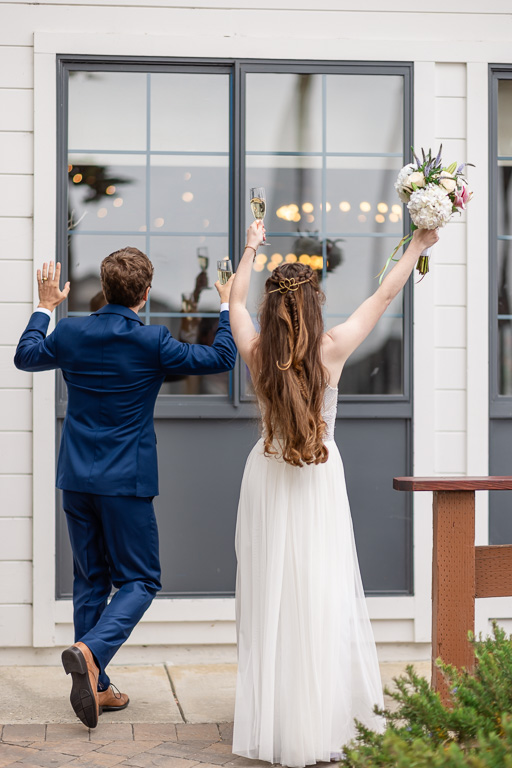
454, 184, 471, 209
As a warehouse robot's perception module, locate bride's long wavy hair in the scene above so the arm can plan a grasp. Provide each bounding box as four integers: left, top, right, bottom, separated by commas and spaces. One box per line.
253, 262, 329, 467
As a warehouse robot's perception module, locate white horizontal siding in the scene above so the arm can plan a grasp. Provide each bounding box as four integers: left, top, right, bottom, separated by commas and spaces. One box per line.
0, 475, 32, 517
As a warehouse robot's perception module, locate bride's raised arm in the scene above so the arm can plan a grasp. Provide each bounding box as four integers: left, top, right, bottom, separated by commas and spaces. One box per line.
229, 220, 265, 368
322, 227, 439, 377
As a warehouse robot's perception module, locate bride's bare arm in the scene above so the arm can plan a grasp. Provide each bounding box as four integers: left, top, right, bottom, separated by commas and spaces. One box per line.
323, 228, 439, 376
229, 220, 265, 369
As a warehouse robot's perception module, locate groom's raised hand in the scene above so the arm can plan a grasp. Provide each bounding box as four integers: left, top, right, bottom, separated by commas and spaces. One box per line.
37, 261, 71, 312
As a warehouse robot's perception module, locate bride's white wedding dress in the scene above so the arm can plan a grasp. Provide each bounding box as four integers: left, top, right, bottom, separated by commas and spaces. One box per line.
232, 384, 384, 767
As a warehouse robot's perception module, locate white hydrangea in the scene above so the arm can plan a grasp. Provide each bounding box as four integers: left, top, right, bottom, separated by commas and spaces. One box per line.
394, 163, 415, 203
407, 183, 453, 229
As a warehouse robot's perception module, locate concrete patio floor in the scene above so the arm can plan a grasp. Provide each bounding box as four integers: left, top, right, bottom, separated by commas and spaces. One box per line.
0, 660, 431, 767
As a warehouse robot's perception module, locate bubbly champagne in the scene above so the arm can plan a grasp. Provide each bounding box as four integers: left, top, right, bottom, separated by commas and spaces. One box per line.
251, 197, 266, 220
217, 268, 233, 285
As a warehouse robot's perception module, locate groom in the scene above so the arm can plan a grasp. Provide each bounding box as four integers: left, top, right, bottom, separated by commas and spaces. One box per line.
14, 248, 237, 728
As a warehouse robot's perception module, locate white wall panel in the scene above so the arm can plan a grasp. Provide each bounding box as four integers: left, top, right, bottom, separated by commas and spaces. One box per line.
0, 132, 33, 175
0, 347, 31, 388
0, 304, 33, 345
435, 97, 466, 140
433, 221, 466, 265
435, 432, 466, 474
0, 475, 32, 517
0, 604, 32, 646
0, 261, 33, 303
0, 517, 32, 560
434, 306, 466, 348
0, 389, 32, 431
435, 390, 466, 432
0, 562, 32, 603
0, 175, 33, 218
0, 89, 33, 131
0, 47, 33, 89
435, 265, 466, 307
0, 218, 32, 260
0, 432, 32, 474
435, 348, 466, 390
435, 63, 467, 98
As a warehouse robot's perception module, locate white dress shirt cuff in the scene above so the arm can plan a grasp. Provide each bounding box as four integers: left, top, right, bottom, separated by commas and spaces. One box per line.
220, 303, 229, 313
35, 307, 52, 319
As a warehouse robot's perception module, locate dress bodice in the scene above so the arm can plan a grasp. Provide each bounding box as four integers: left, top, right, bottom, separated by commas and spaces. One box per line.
322, 383, 338, 442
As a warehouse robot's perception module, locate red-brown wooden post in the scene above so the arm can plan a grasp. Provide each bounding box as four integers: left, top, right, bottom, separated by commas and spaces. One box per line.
393, 476, 512, 705
431, 490, 475, 700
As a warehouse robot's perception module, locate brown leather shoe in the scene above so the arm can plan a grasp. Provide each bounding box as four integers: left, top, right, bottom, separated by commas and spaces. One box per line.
98, 685, 130, 712
61, 642, 100, 728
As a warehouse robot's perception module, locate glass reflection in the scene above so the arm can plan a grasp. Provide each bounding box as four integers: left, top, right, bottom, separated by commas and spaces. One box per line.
498, 165, 512, 237
150, 316, 230, 396
69, 71, 146, 151
68, 155, 145, 232
326, 75, 403, 154
246, 74, 322, 153
333, 316, 403, 395
498, 80, 512, 157
150, 237, 229, 313
150, 155, 228, 233
151, 73, 229, 153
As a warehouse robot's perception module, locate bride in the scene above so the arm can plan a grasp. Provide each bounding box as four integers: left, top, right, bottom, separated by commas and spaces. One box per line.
229, 219, 439, 767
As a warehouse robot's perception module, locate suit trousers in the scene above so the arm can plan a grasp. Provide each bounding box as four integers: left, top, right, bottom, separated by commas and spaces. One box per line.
62, 491, 162, 690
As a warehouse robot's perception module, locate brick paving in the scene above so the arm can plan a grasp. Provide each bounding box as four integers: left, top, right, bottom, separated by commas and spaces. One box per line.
0, 722, 276, 768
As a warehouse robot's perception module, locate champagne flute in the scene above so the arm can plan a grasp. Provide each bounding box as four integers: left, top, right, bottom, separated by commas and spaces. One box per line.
250, 186, 269, 245
217, 258, 233, 285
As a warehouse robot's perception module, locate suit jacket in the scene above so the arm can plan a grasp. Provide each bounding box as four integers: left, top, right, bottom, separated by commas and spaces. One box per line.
14, 305, 237, 497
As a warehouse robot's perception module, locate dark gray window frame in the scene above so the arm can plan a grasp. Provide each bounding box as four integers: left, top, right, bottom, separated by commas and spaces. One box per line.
490, 65, 512, 417
56, 56, 414, 422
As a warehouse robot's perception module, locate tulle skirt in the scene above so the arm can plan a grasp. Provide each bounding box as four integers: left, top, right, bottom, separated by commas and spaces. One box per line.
233, 438, 384, 767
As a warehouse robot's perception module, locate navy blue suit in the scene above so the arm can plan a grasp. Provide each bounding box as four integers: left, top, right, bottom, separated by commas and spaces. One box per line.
15, 304, 237, 687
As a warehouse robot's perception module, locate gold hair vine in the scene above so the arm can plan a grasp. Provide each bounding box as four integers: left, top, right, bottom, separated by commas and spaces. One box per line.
268, 277, 311, 294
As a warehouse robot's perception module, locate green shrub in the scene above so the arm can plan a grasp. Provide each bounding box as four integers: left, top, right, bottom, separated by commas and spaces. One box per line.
340, 623, 512, 767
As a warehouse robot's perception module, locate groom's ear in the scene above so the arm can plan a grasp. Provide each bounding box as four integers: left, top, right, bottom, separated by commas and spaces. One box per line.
144, 286, 150, 301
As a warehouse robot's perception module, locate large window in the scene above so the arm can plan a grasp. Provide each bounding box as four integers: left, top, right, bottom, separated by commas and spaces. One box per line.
56, 59, 413, 599
59, 60, 412, 414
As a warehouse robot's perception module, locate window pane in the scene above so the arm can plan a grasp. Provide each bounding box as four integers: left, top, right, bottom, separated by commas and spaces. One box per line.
246, 155, 322, 234
150, 236, 229, 313
150, 316, 231, 396
69, 72, 146, 151
498, 80, 512, 157
244, 71, 406, 398
67, 70, 231, 399
326, 156, 404, 235
336, 316, 403, 396
68, 154, 146, 233
150, 155, 229, 233
497, 164, 512, 237
326, 75, 403, 155
246, 74, 322, 153
151, 73, 229, 152
67, 234, 146, 313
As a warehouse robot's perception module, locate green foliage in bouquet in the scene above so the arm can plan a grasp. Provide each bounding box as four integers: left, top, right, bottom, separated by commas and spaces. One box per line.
340, 623, 512, 768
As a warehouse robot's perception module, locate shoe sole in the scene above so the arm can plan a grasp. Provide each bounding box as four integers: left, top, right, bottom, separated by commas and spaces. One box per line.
61, 646, 101, 728
100, 699, 130, 713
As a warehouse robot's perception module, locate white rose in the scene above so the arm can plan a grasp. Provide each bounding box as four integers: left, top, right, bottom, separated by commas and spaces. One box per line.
403, 171, 426, 190
439, 177, 456, 193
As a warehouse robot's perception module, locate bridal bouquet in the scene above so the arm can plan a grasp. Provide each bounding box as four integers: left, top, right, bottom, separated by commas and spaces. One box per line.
379, 145, 473, 282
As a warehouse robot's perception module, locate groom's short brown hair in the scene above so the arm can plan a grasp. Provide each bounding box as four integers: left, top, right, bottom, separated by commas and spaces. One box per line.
100, 247, 154, 308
